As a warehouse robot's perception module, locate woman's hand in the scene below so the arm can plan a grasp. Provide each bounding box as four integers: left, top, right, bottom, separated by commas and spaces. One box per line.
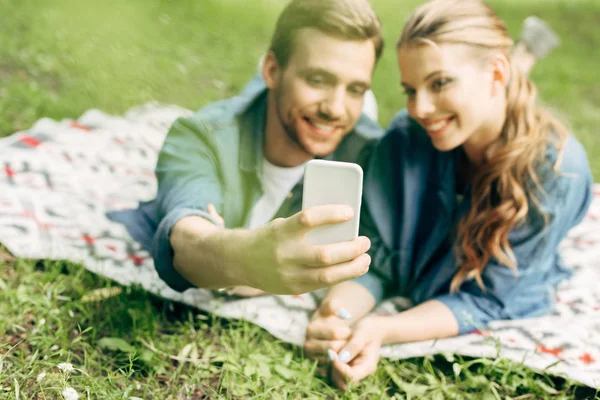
304, 297, 354, 363
331, 316, 388, 390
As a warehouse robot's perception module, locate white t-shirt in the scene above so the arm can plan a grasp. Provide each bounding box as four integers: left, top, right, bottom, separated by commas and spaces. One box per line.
247, 158, 306, 229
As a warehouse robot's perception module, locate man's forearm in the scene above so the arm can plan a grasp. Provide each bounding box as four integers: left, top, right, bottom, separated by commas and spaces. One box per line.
170, 215, 247, 289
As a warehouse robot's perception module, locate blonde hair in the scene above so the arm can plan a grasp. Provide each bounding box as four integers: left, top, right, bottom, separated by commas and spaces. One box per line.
398, 0, 568, 292
269, 0, 384, 68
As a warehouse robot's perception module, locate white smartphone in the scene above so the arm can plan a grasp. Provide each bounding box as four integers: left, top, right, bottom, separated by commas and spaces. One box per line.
302, 159, 363, 245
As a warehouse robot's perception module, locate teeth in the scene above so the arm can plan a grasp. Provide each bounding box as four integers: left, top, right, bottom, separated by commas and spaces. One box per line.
425, 118, 451, 132
313, 122, 335, 132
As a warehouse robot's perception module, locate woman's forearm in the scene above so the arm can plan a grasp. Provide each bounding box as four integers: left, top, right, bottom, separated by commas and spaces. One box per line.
377, 300, 460, 345
322, 281, 377, 324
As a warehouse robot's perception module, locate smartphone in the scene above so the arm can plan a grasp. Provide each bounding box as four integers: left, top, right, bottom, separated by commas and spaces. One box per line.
302, 159, 363, 245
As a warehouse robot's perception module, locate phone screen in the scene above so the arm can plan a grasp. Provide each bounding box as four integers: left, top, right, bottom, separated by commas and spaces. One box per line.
302, 160, 363, 245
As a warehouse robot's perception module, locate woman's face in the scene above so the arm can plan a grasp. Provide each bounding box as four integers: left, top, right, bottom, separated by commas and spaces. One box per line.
398, 42, 503, 154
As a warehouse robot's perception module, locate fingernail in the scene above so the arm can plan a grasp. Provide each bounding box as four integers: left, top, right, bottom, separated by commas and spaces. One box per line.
339, 350, 351, 364
327, 348, 338, 361
337, 308, 352, 320
362, 236, 371, 250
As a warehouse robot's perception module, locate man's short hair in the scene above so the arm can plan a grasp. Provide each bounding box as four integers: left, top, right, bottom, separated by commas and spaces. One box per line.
269, 0, 384, 68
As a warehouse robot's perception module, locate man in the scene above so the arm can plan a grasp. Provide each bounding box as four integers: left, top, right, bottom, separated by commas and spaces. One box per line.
111, 0, 385, 295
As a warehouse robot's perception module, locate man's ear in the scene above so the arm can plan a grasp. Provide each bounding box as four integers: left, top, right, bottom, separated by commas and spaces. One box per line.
489, 53, 511, 96
262, 51, 282, 90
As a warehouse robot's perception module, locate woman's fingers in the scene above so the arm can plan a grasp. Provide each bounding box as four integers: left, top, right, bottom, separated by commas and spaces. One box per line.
304, 339, 346, 359
306, 317, 352, 341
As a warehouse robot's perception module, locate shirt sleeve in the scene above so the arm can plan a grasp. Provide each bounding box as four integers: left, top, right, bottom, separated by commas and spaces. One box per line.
152, 116, 223, 292
435, 165, 593, 334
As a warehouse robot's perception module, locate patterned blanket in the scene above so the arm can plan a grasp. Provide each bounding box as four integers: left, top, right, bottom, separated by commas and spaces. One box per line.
1, 104, 599, 388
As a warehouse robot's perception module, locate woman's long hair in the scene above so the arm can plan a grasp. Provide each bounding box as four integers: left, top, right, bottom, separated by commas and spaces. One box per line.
398, 0, 568, 292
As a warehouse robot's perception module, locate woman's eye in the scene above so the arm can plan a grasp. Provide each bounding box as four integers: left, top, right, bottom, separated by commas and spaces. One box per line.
433, 78, 452, 90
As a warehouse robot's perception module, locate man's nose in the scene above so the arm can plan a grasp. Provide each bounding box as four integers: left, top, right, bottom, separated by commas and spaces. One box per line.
320, 87, 346, 120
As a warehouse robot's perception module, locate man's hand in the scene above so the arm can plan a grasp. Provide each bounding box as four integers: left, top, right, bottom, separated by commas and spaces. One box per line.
236, 204, 372, 295
331, 316, 387, 391
207, 204, 266, 297
304, 297, 354, 362
171, 204, 370, 295
206, 204, 225, 227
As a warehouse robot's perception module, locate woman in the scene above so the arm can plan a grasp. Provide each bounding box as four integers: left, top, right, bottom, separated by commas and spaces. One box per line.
304, 0, 593, 389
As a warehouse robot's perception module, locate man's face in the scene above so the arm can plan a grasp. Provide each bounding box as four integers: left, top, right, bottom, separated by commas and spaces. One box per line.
264, 28, 376, 159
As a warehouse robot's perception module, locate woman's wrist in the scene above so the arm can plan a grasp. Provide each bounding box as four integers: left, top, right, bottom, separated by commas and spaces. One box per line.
359, 315, 393, 345
322, 281, 377, 323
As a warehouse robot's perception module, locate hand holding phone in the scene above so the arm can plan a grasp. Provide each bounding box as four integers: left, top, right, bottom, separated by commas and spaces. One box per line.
227, 159, 368, 295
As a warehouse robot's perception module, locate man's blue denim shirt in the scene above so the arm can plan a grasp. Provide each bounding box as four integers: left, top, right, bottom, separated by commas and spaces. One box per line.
352, 110, 593, 334
108, 76, 383, 292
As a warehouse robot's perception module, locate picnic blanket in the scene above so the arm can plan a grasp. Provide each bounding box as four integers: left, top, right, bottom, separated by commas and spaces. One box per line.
1, 103, 599, 388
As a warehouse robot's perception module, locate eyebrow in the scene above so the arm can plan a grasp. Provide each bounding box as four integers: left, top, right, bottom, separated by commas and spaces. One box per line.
401, 70, 444, 88
300, 67, 371, 90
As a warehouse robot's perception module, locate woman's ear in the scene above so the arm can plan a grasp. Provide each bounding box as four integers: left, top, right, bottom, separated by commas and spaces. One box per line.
262, 51, 282, 90
489, 53, 511, 96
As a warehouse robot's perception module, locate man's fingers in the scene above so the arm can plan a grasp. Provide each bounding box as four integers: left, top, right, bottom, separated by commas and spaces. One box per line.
227, 285, 266, 297
290, 205, 354, 232
288, 235, 370, 267
303, 254, 371, 288
306, 318, 352, 340
206, 204, 225, 226
306, 236, 370, 267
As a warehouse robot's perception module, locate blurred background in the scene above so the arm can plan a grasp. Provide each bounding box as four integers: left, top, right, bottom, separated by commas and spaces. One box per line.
1, 0, 598, 177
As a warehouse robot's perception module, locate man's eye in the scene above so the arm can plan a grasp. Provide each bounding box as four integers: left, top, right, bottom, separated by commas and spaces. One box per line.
307, 76, 325, 85
348, 86, 366, 96
403, 88, 416, 97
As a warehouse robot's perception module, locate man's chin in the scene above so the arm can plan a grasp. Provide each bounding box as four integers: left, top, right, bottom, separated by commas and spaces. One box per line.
302, 145, 338, 159
298, 136, 345, 158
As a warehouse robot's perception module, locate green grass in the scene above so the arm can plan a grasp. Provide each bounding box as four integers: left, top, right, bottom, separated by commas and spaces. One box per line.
2, 253, 599, 399
1, 0, 599, 398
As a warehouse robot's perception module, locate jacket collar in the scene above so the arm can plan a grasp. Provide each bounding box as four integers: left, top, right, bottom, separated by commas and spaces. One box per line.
237, 84, 268, 175
435, 147, 459, 218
